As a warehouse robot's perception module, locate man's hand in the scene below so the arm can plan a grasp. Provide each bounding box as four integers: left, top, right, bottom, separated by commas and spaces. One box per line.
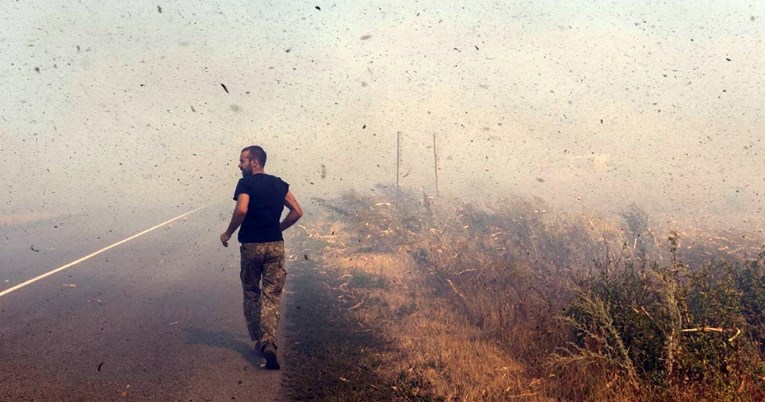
280, 190, 303, 232
220, 232, 231, 247
221, 193, 248, 247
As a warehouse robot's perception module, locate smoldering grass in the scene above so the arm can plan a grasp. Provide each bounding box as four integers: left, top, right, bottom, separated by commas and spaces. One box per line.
286, 188, 765, 401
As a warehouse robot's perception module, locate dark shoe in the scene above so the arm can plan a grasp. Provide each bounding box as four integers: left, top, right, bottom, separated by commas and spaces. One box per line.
261, 343, 280, 370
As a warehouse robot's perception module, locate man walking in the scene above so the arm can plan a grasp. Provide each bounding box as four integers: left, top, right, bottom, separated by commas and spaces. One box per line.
220, 145, 302, 370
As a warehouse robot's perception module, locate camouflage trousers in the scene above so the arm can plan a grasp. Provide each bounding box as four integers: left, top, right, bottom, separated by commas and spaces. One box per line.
240, 241, 286, 348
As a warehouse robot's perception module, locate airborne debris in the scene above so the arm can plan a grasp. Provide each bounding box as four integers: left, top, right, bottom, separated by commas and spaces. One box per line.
97, 362, 104, 371
30, 245, 39, 252
220, 83, 229, 93
315, 6, 321, 10
157, 5, 162, 13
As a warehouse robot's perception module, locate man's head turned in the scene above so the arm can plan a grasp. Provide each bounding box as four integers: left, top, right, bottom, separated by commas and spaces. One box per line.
242, 145, 267, 166
239, 145, 267, 176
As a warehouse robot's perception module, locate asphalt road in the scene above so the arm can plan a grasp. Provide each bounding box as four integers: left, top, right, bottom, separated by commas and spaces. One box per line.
0, 206, 287, 401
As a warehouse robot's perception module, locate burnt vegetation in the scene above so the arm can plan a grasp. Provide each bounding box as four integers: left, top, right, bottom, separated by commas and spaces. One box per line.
286, 188, 765, 401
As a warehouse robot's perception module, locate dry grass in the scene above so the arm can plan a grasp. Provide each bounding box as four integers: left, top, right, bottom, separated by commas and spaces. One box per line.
324, 252, 547, 401
285, 188, 765, 401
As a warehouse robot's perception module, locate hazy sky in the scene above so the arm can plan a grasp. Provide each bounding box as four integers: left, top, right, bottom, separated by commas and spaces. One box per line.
1, 1, 763, 226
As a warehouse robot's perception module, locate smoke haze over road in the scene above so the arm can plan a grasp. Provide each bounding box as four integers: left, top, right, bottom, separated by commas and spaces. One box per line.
2, 1, 763, 227
2, 3, 765, 399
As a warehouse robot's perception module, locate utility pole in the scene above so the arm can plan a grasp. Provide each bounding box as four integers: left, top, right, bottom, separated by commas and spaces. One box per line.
433, 132, 439, 197
396, 131, 401, 196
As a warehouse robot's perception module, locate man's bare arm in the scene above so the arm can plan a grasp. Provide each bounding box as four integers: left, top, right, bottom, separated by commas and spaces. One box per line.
220, 194, 249, 247
280, 190, 303, 232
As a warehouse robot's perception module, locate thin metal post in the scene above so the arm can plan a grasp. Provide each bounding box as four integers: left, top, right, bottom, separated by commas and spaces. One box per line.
396, 131, 400, 196
433, 132, 439, 197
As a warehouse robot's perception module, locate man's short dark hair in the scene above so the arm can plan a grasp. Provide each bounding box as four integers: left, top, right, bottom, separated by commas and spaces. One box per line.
242, 145, 267, 166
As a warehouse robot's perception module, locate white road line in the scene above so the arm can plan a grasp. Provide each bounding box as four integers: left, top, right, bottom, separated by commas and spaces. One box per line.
0, 206, 206, 298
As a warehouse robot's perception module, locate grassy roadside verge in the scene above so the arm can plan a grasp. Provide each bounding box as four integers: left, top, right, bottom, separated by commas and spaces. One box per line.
282, 229, 398, 401
282, 217, 543, 401
283, 189, 765, 401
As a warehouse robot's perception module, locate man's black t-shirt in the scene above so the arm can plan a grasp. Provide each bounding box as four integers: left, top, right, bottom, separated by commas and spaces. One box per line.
233, 173, 289, 243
